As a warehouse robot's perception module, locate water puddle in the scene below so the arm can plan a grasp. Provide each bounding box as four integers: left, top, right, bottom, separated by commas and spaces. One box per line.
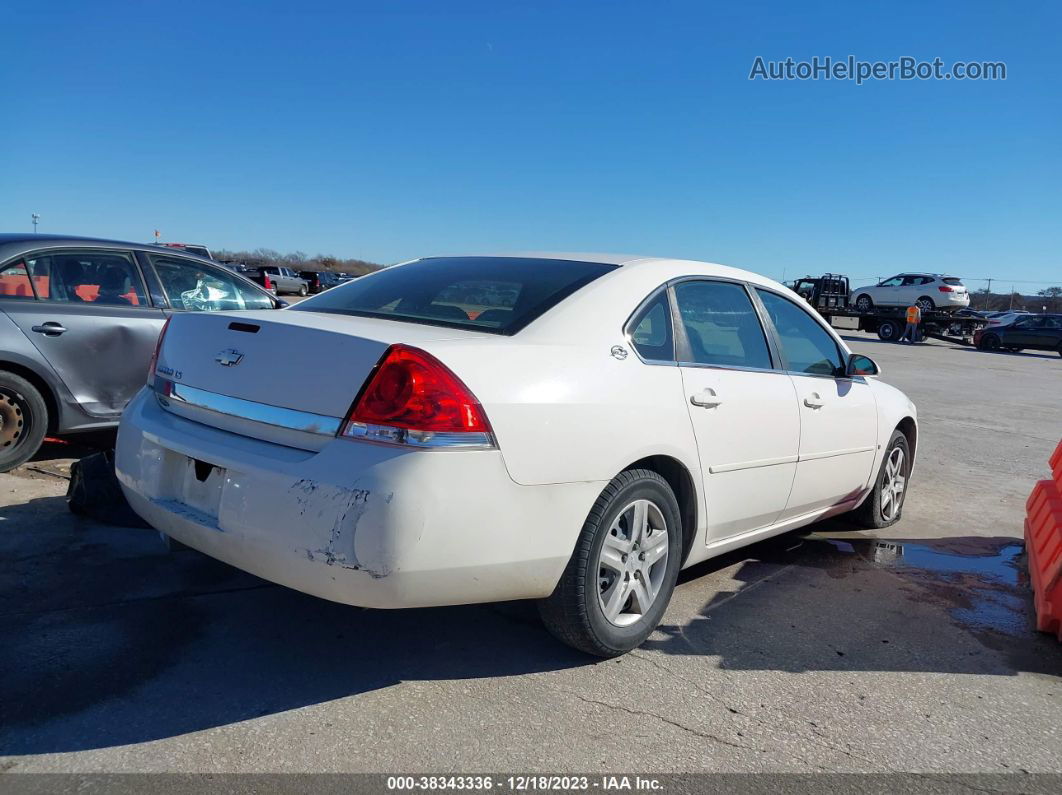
820, 537, 1030, 636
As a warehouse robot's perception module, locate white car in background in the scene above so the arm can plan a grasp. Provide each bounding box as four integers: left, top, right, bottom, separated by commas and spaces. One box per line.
851, 273, 970, 313
116, 254, 918, 657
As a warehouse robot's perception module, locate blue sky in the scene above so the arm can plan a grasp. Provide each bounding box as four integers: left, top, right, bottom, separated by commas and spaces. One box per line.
2, 1, 1059, 290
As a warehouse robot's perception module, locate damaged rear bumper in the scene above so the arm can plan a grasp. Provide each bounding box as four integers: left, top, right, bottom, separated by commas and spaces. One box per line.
116, 389, 603, 609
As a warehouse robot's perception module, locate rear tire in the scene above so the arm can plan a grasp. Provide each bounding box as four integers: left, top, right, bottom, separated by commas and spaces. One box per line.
978, 333, 1000, 351
0, 371, 49, 473
539, 469, 682, 657
299, 285, 308, 296
854, 430, 911, 529
855, 294, 873, 312
877, 320, 900, 342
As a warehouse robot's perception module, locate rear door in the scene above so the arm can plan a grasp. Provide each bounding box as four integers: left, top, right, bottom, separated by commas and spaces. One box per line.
0, 248, 166, 416
873, 275, 904, 305
671, 279, 801, 540
754, 288, 878, 518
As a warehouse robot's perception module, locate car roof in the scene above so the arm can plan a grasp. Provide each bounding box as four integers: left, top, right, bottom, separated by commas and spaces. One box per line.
0, 233, 217, 266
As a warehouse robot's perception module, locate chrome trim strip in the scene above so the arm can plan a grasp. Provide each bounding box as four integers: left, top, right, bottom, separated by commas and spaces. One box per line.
341, 421, 496, 450
676, 361, 784, 375
798, 446, 875, 462
709, 446, 874, 474
708, 455, 799, 474
158, 381, 342, 436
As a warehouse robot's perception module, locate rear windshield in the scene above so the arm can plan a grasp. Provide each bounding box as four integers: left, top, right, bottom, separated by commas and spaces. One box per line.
942, 277, 963, 285
291, 256, 617, 334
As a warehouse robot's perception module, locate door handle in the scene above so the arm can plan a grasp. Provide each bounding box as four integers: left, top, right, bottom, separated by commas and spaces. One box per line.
690, 388, 722, 408
803, 393, 825, 409
31, 322, 67, 336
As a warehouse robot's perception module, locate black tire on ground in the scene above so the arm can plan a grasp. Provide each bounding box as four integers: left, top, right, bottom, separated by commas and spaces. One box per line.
916, 296, 935, 312
299, 285, 308, 296
0, 371, 48, 473
854, 429, 911, 529
855, 295, 873, 312
978, 333, 1000, 351
538, 469, 683, 658
877, 320, 901, 342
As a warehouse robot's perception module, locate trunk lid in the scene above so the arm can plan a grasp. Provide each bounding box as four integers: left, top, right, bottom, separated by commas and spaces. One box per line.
155, 309, 486, 427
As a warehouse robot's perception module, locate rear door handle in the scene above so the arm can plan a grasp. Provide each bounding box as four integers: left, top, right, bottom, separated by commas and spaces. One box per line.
803, 393, 825, 409
690, 388, 722, 408
31, 322, 67, 336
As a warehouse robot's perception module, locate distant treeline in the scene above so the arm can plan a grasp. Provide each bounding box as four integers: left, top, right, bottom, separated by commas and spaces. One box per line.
213, 248, 382, 276
968, 287, 1061, 313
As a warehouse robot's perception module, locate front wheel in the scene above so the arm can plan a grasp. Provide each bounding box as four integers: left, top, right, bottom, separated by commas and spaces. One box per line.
539, 469, 682, 657
877, 320, 900, 342
979, 333, 1000, 351
855, 294, 873, 312
298, 285, 308, 296
0, 371, 49, 473
854, 429, 911, 528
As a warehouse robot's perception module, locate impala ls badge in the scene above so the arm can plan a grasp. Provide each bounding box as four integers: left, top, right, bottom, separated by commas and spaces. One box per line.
215, 348, 244, 367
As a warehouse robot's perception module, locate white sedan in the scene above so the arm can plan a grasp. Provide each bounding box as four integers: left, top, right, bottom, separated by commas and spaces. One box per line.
116, 254, 917, 657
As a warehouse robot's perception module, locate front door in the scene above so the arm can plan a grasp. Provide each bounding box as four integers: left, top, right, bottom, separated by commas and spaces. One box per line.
2, 250, 166, 416
754, 288, 878, 517
672, 279, 801, 541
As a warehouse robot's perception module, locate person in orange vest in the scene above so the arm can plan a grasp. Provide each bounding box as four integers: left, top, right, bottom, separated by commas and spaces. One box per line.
903, 303, 922, 343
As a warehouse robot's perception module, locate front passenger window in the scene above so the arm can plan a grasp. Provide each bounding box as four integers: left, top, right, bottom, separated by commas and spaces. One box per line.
756, 289, 845, 376
151, 255, 274, 311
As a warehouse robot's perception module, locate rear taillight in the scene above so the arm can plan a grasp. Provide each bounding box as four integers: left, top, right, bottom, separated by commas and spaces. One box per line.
340, 344, 494, 449
263, 274, 272, 289
938, 286, 954, 292
147, 317, 172, 387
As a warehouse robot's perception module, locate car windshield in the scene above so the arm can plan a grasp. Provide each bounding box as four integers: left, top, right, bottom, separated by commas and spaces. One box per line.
291, 256, 617, 334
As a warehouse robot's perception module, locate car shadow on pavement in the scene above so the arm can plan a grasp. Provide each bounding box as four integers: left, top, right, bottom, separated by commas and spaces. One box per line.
2, 494, 1059, 755
0, 494, 585, 755
646, 522, 1062, 678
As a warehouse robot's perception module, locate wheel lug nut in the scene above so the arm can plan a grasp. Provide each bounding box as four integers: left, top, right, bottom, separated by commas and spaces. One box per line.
621, 554, 627, 563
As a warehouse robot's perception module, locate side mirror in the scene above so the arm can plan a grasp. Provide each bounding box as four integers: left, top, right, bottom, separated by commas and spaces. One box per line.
274, 298, 289, 309
846, 353, 880, 377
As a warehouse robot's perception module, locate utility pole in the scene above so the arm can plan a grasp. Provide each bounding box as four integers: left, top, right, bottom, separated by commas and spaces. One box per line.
984, 278, 992, 310
1009, 286, 1015, 310
31, 213, 39, 233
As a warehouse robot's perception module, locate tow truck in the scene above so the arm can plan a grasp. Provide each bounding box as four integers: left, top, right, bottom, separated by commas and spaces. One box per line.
789, 273, 988, 344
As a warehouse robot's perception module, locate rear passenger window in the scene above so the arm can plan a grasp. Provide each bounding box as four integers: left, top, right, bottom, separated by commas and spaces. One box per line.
673, 281, 772, 369
25, 251, 147, 306
627, 290, 674, 361
0, 260, 35, 299
756, 289, 845, 376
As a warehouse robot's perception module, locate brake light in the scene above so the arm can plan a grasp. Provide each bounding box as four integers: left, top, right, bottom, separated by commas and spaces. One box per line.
938, 286, 954, 292
341, 344, 493, 448
263, 273, 272, 289
147, 317, 172, 386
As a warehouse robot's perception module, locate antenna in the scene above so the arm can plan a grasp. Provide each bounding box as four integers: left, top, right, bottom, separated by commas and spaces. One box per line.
31, 213, 40, 233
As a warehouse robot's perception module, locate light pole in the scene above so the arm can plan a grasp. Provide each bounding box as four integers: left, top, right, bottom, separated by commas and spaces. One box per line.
31, 213, 39, 234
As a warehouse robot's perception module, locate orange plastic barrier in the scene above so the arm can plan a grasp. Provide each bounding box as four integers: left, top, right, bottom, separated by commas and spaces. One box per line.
1025, 439, 1062, 640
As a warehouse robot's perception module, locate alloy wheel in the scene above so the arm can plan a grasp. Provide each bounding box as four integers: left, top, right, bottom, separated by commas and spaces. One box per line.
597, 499, 669, 627
879, 447, 907, 522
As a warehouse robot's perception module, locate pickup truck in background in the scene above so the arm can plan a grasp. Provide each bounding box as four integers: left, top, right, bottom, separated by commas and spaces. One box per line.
261, 266, 309, 295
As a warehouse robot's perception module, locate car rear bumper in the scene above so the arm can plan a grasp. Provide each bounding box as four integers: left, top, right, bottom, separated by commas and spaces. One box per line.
116, 388, 603, 608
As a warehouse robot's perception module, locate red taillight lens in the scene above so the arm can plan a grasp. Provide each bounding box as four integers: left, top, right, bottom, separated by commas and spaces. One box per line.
345, 344, 491, 436
147, 317, 171, 386
938, 286, 954, 292
263, 274, 272, 289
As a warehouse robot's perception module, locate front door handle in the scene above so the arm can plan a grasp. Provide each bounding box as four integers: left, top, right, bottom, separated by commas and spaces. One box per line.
690, 388, 722, 408
31, 322, 67, 336
803, 393, 825, 409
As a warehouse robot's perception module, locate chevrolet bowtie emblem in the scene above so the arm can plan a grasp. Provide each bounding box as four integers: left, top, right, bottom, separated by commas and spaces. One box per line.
215, 348, 244, 367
